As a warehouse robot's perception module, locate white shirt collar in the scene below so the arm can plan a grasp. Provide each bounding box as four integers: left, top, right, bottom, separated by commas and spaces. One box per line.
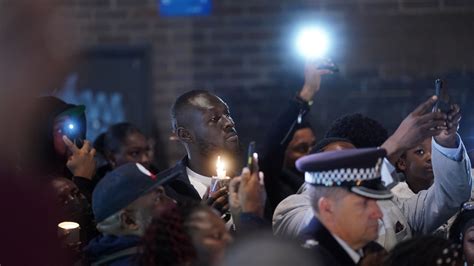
331, 233, 363, 264
186, 167, 212, 199
186, 167, 235, 229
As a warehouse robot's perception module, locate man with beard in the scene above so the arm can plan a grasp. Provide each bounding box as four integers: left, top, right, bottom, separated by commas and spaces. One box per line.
84, 163, 175, 265
161, 90, 240, 214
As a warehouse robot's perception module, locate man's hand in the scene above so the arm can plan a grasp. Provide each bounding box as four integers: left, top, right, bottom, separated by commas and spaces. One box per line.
229, 177, 241, 212
229, 166, 266, 219
382, 96, 447, 163
203, 187, 229, 216
228, 176, 242, 227
434, 104, 461, 148
239, 168, 266, 217
298, 59, 334, 102
63, 136, 96, 179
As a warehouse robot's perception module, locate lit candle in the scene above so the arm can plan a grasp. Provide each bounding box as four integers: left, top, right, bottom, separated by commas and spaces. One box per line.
216, 156, 227, 179
58, 221, 80, 230
58, 221, 80, 245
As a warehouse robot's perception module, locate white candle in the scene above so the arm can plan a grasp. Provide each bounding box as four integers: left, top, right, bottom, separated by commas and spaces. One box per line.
58, 221, 80, 244
58, 221, 80, 230
216, 156, 227, 179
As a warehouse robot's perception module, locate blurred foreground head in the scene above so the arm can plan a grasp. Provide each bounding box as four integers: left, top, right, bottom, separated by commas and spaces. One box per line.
222, 233, 316, 266
0, 0, 78, 171
0, 0, 78, 264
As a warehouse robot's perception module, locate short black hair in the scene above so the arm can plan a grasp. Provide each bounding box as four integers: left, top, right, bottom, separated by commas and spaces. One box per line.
104, 122, 143, 154
170, 90, 211, 132
325, 113, 388, 148
310, 137, 353, 154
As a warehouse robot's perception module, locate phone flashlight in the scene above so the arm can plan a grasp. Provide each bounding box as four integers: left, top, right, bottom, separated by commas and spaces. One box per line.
295, 26, 339, 72
63, 120, 83, 148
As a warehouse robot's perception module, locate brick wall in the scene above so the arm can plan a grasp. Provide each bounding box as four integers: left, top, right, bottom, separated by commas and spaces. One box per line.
62, 0, 474, 166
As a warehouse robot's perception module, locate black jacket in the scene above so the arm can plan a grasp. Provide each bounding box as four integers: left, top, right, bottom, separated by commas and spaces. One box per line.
300, 217, 385, 266
159, 158, 272, 234
159, 157, 201, 202
84, 235, 141, 266
22, 96, 86, 178
259, 97, 311, 218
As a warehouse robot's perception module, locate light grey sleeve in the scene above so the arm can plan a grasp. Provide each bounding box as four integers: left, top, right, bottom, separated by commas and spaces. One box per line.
272, 193, 314, 238
400, 141, 472, 235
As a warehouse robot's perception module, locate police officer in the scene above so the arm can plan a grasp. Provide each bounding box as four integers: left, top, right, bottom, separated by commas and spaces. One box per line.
299, 148, 392, 266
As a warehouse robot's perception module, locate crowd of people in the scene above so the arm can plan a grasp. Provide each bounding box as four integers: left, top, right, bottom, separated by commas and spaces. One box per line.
1, 1, 474, 266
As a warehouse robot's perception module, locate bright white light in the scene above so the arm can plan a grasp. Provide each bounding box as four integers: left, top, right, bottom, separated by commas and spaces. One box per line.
296, 27, 329, 60
58, 221, 80, 230
68, 123, 74, 130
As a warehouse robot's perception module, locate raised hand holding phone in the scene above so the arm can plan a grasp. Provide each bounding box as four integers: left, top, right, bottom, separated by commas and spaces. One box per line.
247, 141, 258, 174
433, 79, 451, 114
63, 136, 96, 179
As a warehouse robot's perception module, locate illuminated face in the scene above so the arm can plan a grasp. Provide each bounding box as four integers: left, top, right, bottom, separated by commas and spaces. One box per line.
186, 94, 239, 156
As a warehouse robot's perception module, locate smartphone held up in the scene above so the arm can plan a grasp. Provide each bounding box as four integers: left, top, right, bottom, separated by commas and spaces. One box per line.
247, 141, 258, 174
433, 79, 451, 114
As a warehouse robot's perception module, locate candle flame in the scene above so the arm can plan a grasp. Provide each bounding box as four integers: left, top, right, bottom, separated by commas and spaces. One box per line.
216, 156, 225, 169
58, 221, 80, 230
216, 156, 227, 179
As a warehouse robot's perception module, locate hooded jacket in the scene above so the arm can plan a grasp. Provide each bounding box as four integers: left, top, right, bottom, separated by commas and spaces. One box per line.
22, 96, 86, 178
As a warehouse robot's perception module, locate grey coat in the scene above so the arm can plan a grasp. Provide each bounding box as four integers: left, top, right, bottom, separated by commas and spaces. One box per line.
273, 138, 472, 250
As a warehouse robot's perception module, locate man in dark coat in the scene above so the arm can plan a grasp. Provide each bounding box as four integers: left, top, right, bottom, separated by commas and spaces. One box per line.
84, 163, 175, 265
298, 148, 392, 265
159, 90, 239, 214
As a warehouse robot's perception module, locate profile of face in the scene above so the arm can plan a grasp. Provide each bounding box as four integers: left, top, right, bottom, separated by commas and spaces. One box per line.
397, 138, 433, 192
110, 132, 152, 170
320, 141, 356, 152
284, 128, 316, 169
463, 226, 474, 265
181, 93, 239, 156
320, 191, 382, 250
186, 208, 233, 266
125, 186, 174, 235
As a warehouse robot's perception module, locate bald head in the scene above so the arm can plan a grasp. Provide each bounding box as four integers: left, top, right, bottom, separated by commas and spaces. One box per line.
171, 90, 226, 131
170, 90, 239, 158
